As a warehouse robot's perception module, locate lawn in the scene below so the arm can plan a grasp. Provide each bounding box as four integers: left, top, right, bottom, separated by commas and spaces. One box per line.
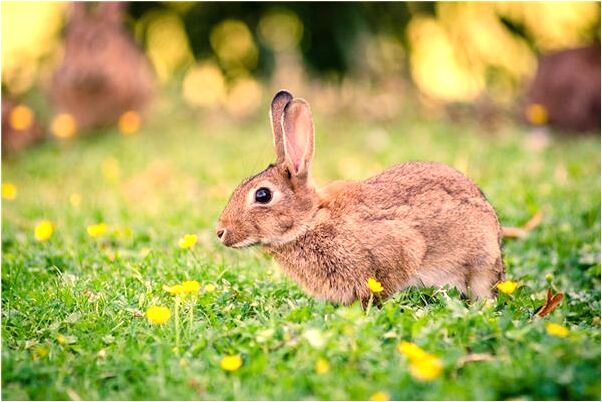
1, 98, 600, 400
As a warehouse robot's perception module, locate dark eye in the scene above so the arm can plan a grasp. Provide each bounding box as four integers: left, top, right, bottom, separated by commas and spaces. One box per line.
254, 187, 272, 204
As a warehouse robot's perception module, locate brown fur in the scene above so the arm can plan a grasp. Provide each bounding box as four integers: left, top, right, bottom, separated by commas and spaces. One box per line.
217, 90, 504, 305
50, 2, 154, 129
526, 46, 600, 133
1, 98, 45, 154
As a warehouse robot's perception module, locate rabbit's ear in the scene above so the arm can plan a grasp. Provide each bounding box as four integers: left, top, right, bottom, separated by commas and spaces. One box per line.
99, 2, 125, 24
68, 2, 86, 22
282, 98, 314, 177
270, 90, 293, 164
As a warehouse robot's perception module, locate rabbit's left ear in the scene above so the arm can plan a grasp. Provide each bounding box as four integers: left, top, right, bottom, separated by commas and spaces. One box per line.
281, 98, 314, 178
270, 90, 293, 164
99, 2, 125, 24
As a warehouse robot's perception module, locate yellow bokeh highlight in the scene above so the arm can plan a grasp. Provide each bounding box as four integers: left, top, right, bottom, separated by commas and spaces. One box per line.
408, 17, 483, 102
496, 2, 600, 51
210, 20, 258, 71
2, 182, 17, 200
118, 110, 141, 135
51, 113, 77, 139
9, 104, 33, 131
259, 10, 303, 52
144, 11, 194, 83
182, 62, 226, 108
2, 2, 65, 94
224, 77, 263, 118
526, 103, 549, 125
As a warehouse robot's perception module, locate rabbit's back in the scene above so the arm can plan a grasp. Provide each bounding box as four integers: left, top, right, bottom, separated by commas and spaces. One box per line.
317, 161, 503, 300
376, 162, 502, 294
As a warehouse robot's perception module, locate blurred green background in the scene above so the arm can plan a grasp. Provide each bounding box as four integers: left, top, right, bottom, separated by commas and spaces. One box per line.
2, 1, 600, 125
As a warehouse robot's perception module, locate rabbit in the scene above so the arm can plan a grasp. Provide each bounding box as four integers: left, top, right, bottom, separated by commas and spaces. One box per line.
49, 2, 154, 129
525, 46, 600, 133
2, 98, 45, 155
216, 90, 504, 306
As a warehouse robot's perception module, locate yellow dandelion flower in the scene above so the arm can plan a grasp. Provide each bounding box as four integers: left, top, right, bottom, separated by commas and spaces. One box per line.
367, 277, 384, 293
220, 355, 242, 372
182, 280, 201, 294
118, 110, 141, 135
146, 305, 171, 324
56, 335, 66, 345
409, 355, 443, 381
315, 358, 330, 374
546, 323, 569, 337
9, 104, 34, 131
51, 113, 77, 138
34, 220, 54, 242
204, 283, 216, 293
70, 193, 81, 208
31, 345, 49, 360
370, 391, 390, 401
2, 182, 17, 200
87, 223, 108, 238
526, 103, 548, 126
178, 234, 198, 249
397, 341, 429, 361
496, 280, 519, 295
163, 284, 186, 296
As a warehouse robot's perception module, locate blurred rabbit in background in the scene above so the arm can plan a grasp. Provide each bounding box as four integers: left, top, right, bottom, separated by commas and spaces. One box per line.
50, 2, 154, 129
525, 45, 600, 134
2, 98, 45, 154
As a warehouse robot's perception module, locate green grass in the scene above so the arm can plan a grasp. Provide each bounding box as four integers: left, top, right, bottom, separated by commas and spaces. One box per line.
2, 99, 600, 400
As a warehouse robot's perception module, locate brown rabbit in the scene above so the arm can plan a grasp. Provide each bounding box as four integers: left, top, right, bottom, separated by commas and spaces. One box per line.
50, 2, 154, 129
525, 46, 600, 133
2, 98, 45, 155
217, 90, 504, 305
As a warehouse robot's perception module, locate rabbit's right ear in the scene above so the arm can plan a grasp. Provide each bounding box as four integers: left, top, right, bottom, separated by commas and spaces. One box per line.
270, 90, 293, 164
68, 2, 86, 22
282, 98, 314, 178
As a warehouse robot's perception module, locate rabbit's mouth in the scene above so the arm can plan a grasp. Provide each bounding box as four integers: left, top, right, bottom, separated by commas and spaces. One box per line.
229, 238, 260, 249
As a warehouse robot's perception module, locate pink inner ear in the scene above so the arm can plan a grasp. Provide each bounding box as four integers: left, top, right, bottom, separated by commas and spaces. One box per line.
283, 103, 312, 174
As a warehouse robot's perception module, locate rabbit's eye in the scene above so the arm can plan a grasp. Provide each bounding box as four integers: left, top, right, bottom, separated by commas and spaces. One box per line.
254, 187, 272, 204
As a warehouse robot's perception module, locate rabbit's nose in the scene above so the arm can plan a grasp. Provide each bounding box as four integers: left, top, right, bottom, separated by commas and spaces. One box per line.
216, 228, 225, 241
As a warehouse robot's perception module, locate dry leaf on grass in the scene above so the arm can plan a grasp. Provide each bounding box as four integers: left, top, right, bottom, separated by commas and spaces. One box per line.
503, 211, 544, 239
457, 353, 496, 367
536, 289, 564, 317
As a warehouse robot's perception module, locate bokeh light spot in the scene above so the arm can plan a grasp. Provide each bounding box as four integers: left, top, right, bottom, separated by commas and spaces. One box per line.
259, 10, 303, 52
118, 111, 141, 135
182, 62, 226, 108
9, 104, 34, 131
210, 20, 258, 71
51, 113, 77, 139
